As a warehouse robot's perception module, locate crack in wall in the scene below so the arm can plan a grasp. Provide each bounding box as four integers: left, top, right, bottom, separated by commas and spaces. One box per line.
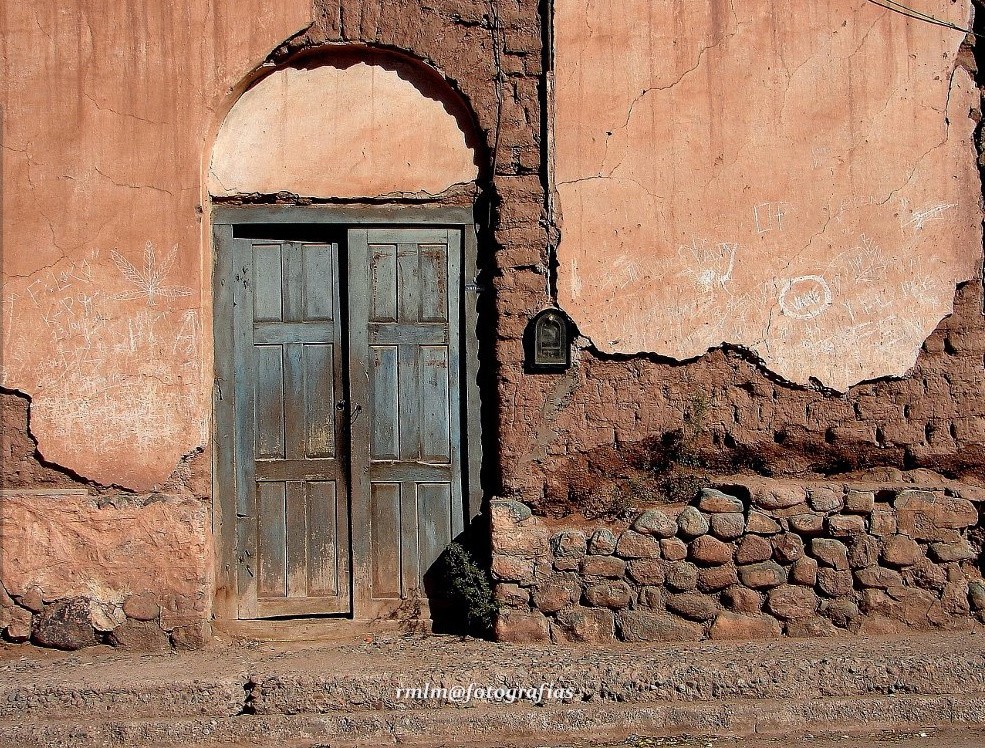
550, 0, 983, 393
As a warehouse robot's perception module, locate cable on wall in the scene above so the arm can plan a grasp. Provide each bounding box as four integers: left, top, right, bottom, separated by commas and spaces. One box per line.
865, 0, 981, 36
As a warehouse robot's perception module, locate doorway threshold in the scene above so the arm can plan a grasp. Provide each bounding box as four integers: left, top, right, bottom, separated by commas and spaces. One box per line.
211, 617, 432, 644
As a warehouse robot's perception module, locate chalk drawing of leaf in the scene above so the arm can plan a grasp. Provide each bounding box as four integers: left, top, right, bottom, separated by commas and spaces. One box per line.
112, 251, 144, 287
112, 242, 192, 307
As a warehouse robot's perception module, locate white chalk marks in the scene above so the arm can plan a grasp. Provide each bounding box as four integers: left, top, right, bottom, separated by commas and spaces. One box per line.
778, 275, 832, 320
678, 239, 738, 292
3, 243, 203, 482
112, 242, 191, 306
902, 201, 955, 233
754, 202, 788, 235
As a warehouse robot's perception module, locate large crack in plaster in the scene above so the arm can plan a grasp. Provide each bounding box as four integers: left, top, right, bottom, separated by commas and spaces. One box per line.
554, 0, 984, 392
1, 0, 313, 489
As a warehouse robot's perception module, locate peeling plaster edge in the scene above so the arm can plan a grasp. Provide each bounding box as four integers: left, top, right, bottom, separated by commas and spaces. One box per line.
559, 296, 962, 400
0, 385, 136, 494
208, 180, 481, 206
549, 6, 985, 397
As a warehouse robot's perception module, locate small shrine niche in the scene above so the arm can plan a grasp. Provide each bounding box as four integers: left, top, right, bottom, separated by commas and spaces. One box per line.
525, 309, 572, 372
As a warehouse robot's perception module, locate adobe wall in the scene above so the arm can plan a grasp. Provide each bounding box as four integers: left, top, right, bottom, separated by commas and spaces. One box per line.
554, 0, 982, 391
1, 0, 984, 649
0, 0, 546, 649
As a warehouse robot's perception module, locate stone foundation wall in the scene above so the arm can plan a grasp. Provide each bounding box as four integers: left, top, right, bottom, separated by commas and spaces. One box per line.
0, 584, 208, 652
490, 480, 985, 643
0, 491, 211, 651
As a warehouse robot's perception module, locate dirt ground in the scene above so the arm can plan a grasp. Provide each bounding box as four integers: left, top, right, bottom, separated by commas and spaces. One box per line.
603, 730, 985, 748
420, 728, 985, 748
4, 630, 985, 748
262, 727, 985, 748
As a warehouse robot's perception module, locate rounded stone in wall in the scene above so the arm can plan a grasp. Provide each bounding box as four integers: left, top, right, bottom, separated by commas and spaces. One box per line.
666, 592, 720, 622
766, 585, 820, 621
697, 564, 739, 592
615, 531, 662, 559
628, 559, 665, 586
32, 598, 98, 651
633, 509, 678, 538
583, 580, 633, 609
697, 489, 744, 514
746, 512, 782, 535
807, 487, 844, 513
789, 513, 826, 535
810, 538, 850, 570
580, 555, 627, 579
710, 513, 745, 540
677, 507, 710, 538
790, 557, 819, 587
772, 533, 804, 564
588, 529, 618, 555
738, 561, 786, 589
664, 561, 700, 592
722, 585, 763, 613
689, 535, 734, 565
881, 535, 923, 567
736, 535, 773, 564
551, 531, 588, 559
661, 538, 688, 561
817, 568, 854, 598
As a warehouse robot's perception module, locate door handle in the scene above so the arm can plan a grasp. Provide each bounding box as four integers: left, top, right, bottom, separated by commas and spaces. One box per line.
336, 400, 347, 411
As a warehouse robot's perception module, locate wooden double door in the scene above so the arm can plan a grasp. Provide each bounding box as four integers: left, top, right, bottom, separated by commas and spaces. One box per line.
213, 211, 479, 620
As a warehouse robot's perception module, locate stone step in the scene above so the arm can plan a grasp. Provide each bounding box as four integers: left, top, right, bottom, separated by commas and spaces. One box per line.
3, 631, 985, 745
1, 693, 985, 748
3, 645, 984, 724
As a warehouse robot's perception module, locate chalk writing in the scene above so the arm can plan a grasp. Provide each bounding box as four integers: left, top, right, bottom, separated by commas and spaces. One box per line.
754, 203, 788, 235
903, 202, 955, 232
778, 276, 832, 320
677, 239, 738, 292
4, 244, 203, 467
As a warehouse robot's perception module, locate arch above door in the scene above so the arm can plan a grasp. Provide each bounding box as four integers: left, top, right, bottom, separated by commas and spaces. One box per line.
209, 52, 481, 201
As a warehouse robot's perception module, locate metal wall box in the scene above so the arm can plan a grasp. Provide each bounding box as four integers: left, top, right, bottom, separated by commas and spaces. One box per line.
525, 308, 571, 372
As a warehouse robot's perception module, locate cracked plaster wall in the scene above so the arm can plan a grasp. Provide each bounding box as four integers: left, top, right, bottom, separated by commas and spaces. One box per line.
554, 0, 983, 391
5, 0, 984, 528
0, 0, 312, 490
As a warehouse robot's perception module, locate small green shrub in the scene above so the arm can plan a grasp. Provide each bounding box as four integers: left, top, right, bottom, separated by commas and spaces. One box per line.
440, 541, 498, 637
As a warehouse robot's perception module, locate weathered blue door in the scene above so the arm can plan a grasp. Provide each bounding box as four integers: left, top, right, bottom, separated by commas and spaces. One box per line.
229, 238, 351, 618
348, 228, 465, 616
215, 221, 471, 620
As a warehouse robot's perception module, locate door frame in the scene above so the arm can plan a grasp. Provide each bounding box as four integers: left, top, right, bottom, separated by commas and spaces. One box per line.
211, 204, 482, 622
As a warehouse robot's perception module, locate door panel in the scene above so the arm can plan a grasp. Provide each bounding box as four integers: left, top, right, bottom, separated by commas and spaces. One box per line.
232, 240, 351, 618
349, 228, 464, 610
216, 219, 471, 621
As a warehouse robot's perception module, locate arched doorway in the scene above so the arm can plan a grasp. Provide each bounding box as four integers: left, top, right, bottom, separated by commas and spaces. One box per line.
209, 50, 483, 624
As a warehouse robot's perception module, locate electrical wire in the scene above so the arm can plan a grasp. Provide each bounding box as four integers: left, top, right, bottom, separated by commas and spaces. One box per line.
865, 0, 981, 37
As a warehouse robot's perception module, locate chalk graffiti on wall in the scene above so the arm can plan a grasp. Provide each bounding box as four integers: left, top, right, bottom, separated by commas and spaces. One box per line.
678, 239, 738, 293
901, 200, 956, 233
112, 242, 192, 306
2, 243, 204, 480
778, 276, 832, 320
553, 0, 981, 389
